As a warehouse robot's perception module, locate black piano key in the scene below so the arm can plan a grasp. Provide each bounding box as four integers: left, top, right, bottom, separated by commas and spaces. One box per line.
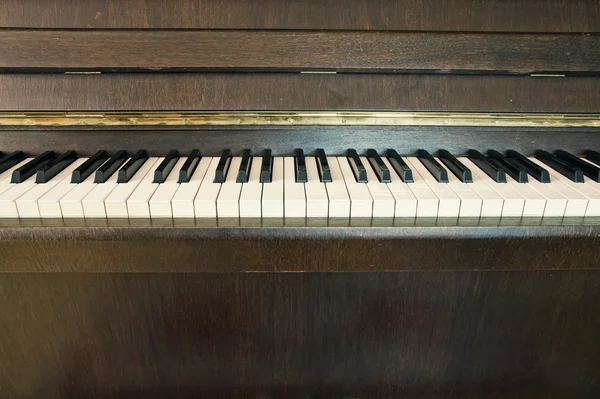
535, 150, 584, 183
555, 150, 600, 182
260, 149, 273, 183
505, 150, 551, 183
36, 150, 78, 183
438, 149, 472, 183
366, 149, 391, 183
71, 150, 109, 183
237, 149, 252, 183
0, 151, 27, 174
487, 150, 528, 183
95, 150, 128, 183
117, 150, 149, 183
416, 149, 448, 183
346, 149, 367, 183
153, 150, 180, 183
294, 148, 308, 183
11, 151, 57, 183
467, 149, 507, 183
584, 150, 600, 167
214, 149, 232, 183
315, 149, 332, 183
386, 149, 413, 183
178, 149, 201, 183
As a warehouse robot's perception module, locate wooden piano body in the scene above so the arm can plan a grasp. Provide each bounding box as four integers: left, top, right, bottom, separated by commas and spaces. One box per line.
1, 1, 599, 397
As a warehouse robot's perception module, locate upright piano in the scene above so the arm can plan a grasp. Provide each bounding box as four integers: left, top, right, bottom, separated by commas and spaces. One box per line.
1, 1, 599, 397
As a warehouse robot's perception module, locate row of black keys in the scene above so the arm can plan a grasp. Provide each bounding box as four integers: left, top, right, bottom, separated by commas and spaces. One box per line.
1, 148, 599, 185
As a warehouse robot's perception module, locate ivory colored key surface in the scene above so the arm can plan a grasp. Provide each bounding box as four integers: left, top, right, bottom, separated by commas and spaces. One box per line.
194, 157, 223, 218
82, 158, 131, 218
504, 175, 547, 217
0, 158, 31, 196
336, 157, 373, 218
406, 157, 460, 217
126, 157, 164, 218
171, 156, 212, 218
261, 157, 284, 218
284, 156, 306, 218
530, 157, 595, 216
395, 157, 438, 217
105, 157, 159, 218
149, 158, 187, 217
239, 157, 263, 218
217, 157, 243, 218
0, 175, 38, 217
520, 170, 569, 217
460, 157, 524, 217
360, 156, 395, 217
16, 159, 86, 217
324, 156, 350, 218
434, 157, 482, 217
304, 157, 329, 217
450, 157, 503, 217
379, 157, 417, 217
38, 158, 94, 218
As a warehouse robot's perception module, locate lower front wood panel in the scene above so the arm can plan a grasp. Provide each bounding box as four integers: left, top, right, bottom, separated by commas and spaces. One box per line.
1, 272, 598, 398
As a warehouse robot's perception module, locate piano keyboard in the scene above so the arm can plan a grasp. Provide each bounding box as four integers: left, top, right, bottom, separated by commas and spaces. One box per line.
1, 148, 600, 219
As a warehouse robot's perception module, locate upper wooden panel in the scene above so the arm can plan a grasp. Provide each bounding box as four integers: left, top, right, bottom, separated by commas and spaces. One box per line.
0, 0, 598, 32
1, 31, 598, 74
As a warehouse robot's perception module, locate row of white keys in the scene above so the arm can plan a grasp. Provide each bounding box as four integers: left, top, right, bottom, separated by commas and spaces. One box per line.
504, 174, 546, 217
283, 156, 306, 218
0, 158, 32, 196
106, 157, 160, 218
261, 157, 284, 218
433, 157, 482, 217
194, 157, 223, 218
304, 157, 329, 217
16, 159, 87, 218
149, 158, 188, 218
324, 156, 351, 218
405, 157, 460, 217
336, 156, 372, 217
459, 157, 525, 217
450, 158, 503, 217
239, 157, 263, 218
359, 156, 395, 217
380, 157, 417, 217
217, 157, 243, 217
172, 157, 212, 218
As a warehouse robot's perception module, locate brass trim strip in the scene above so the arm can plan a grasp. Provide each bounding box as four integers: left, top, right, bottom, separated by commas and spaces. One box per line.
0, 111, 599, 128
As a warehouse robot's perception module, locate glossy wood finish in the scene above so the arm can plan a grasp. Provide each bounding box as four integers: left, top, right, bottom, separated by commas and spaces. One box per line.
3, 73, 600, 113
2, 31, 599, 74
1, 0, 599, 32
0, 272, 599, 397
0, 126, 598, 156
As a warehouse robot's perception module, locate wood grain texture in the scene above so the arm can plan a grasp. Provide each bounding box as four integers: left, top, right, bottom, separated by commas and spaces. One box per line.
1, 223, 599, 272
2, 31, 599, 74
3, 73, 600, 113
0, 272, 599, 397
1, 126, 599, 156
0, 0, 599, 32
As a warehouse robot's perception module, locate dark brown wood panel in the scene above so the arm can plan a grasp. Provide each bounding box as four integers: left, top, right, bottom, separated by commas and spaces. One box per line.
1, 126, 599, 157
2, 73, 599, 112
1, 223, 599, 272
2, 31, 599, 74
1, 272, 599, 397
1, 0, 599, 32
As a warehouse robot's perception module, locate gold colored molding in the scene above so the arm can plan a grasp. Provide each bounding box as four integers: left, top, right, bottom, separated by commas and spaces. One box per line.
0, 111, 599, 128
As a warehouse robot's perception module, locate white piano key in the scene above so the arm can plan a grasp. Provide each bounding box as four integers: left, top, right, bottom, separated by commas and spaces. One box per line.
261, 157, 284, 218
60, 173, 102, 218
434, 157, 482, 217
406, 157, 460, 217
16, 159, 86, 218
149, 158, 187, 218
38, 158, 92, 218
518, 172, 568, 217
379, 157, 417, 218
0, 175, 38, 217
126, 157, 164, 218
460, 157, 525, 217
171, 156, 213, 218
194, 157, 223, 218
452, 158, 503, 217
105, 157, 159, 218
304, 157, 329, 217
284, 156, 306, 218
360, 156, 395, 217
239, 156, 263, 218
393, 157, 438, 217
336, 157, 373, 218
0, 158, 32, 196
503, 175, 547, 217
529, 157, 593, 216
324, 156, 350, 218
217, 157, 243, 218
